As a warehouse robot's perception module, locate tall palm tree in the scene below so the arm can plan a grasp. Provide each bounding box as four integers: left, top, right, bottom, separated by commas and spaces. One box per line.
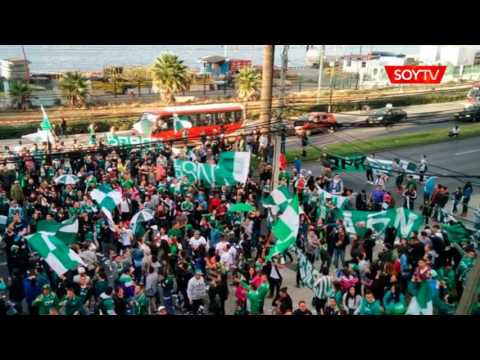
8, 81, 32, 110
59, 72, 89, 107
151, 53, 189, 104
236, 67, 261, 101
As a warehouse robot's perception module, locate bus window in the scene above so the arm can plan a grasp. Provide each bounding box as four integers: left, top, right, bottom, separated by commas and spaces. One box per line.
158, 117, 170, 130
234, 111, 242, 122
225, 112, 232, 123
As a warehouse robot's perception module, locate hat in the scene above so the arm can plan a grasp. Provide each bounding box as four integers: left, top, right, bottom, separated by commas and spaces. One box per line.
43, 284, 50, 289
158, 306, 166, 312
78, 267, 86, 274
195, 269, 203, 275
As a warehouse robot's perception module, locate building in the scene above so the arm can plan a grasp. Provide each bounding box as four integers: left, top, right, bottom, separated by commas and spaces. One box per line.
1, 58, 30, 93
341, 52, 406, 85
418, 45, 480, 66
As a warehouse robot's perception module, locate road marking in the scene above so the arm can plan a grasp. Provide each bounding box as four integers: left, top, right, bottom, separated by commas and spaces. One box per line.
455, 149, 480, 156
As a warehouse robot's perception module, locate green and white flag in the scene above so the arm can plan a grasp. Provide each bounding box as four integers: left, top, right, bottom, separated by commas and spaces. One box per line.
26, 232, 85, 276
101, 208, 117, 232
133, 114, 156, 136
217, 152, 251, 185
263, 185, 292, 215
406, 281, 433, 315
173, 114, 192, 133
129, 208, 154, 236
40, 105, 53, 131
174, 152, 251, 188
268, 195, 300, 260
318, 187, 349, 208
37, 217, 79, 245
365, 157, 393, 175
338, 207, 423, 239
90, 184, 122, 212
443, 222, 473, 243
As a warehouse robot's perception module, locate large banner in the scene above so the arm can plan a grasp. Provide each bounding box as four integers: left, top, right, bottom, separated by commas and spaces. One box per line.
337, 207, 423, 239
365, 157, 419, 178
106, 135, 162, 148
174, 152, 250, 188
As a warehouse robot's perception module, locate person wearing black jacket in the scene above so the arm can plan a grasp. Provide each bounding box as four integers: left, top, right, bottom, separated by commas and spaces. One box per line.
113, 287, 127, 315
175, 262, 193, 312
265, 258, 283, 299
356, 190, 367, 211
272, 287, 293, 314
363, 229, 376, 264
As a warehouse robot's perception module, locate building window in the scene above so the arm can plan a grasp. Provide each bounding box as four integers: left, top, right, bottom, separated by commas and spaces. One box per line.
361, 61, 366, 68
373, 68, 378, 76
347, 59, 352, 67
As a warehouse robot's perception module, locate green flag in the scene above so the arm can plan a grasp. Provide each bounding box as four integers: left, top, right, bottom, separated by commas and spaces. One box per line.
26, 232, 84, 276
40, 105, 53, 131
90, 184, 122, 212
443, 222, 473, 243
36, 217, 79, 245
268, 195, 300, 260
173, 114, 192, 133
263, 185, 292, 215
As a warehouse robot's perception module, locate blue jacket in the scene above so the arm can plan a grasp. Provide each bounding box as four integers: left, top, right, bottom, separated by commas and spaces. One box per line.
22, 278, 41, 305
294, 159, 302, 173
463, 186, 473, 200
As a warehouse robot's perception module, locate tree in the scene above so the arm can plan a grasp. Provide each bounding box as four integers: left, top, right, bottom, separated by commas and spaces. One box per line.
123, 66, 152, 97
9, 81, 32, 110
236, 67, 261, 101
151, 53, 190, 104
58, 72, 89, 107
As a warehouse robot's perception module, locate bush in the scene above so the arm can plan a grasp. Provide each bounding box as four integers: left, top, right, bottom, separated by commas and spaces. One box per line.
306, 90, 468, 113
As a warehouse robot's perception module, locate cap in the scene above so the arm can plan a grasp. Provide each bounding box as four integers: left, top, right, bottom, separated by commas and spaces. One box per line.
195, 270, 203, 275
158, 306, 166, 312
43, 284, 51, 289
78, 267, 86, 274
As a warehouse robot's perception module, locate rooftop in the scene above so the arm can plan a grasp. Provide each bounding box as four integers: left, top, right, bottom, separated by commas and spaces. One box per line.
199, 55, 226, 64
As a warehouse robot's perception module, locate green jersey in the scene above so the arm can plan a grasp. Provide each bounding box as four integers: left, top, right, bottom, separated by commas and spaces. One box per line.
247, 289, 261, 314
61, 295, 84, 315
181, 201, 194, 212
134, 293, 149, 315
358, 299, 382, 315
33, 293, 59, 315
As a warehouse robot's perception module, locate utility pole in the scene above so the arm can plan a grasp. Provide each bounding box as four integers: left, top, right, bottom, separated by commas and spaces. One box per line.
21, 45, 30, 82
328, 45, 338, 113
316, 45, 326, 103
356, 45, 363, 90
456, 252, 480, 315
260, 45, 275, 136
279, 45, 289, 113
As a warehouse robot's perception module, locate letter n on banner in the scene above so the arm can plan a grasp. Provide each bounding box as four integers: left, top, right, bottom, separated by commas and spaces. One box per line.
393, 208, 423, 238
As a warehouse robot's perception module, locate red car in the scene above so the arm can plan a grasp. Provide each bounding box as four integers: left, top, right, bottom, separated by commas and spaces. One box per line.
288, 112, 338, 136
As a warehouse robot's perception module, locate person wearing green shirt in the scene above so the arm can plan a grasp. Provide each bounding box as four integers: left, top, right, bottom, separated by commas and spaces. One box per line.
120, 175, 134, 190
168, 225, 184, 240
279, 169, 291, 186
60, 288, 84, 315
246, 284, 261, 315
355, 291, 382, 315
99, 287, 116, 315
383, 285, 406, 315
181, 198, 194, 213
257, 273, 270, 314
32, 284, 59, 315
133, 285, 149, 315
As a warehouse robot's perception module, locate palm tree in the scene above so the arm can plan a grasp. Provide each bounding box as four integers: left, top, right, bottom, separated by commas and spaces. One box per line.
151, 53, 189, 104
59, 72, 89, 107
8, 81, 32, 110
123, 66, 152, 97
236, 67, 261, 101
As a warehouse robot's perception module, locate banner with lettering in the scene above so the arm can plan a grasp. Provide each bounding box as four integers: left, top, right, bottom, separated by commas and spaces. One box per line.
337, 207, 423, 239
106, 135, 162, 149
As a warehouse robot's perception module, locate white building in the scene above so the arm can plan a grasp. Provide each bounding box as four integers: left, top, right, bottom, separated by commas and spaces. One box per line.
342, 52, 406, 85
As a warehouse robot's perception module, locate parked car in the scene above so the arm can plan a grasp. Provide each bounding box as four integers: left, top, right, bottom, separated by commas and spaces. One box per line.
286, 112, 338, 136
366, 107, 407, 126
455, 104, 480, 122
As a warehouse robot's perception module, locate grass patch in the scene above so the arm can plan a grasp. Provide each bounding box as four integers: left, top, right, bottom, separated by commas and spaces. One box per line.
285, 122, 480, 163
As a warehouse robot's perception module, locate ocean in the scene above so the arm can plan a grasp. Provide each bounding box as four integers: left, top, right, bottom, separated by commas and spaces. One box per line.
0, 45, 421, 73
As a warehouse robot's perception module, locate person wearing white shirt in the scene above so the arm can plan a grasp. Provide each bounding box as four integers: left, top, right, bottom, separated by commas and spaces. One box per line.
119, 223, 133, 249
215, 237, 229, 257
189, 231, 208, 252
219, 243, 237, 269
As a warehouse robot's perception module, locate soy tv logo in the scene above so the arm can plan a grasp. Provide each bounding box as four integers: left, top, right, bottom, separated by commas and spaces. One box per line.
384, 65, 447, 84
